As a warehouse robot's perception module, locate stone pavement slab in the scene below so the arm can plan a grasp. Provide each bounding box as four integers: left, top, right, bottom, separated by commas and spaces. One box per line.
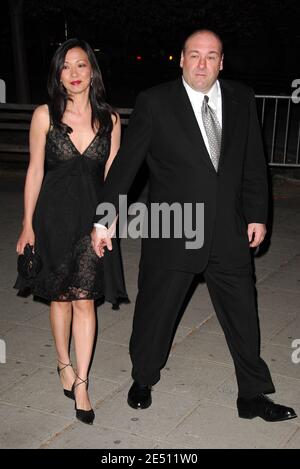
155, 355, 234, 401
205, 372, 300, 420
283, 428, 300, 449
0, 367, 119, 419
0, 402, 72, 449
164, 401, 297, 449
43, 423, 157, 449
90, 388, 199, 441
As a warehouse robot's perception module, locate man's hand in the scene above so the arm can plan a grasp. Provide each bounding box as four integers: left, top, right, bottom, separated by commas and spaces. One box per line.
91, 217, 118, 257
91, 226, 112, 258
247, 223, 266, 248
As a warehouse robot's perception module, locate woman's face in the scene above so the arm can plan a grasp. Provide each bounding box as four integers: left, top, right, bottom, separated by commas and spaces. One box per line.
60, 47, 93, 95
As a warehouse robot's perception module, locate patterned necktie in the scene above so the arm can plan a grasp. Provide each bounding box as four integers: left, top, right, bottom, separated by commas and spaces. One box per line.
201, 95, 222, 171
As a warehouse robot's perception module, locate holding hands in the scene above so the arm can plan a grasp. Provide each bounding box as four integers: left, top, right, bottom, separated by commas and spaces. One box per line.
91, 218, 117, 257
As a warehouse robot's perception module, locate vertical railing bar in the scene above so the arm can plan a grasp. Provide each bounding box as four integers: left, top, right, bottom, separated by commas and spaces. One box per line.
261, 97, 265, 126
296, 121, 300, 165
270, 98, 278, 163
283, 98, 291, 164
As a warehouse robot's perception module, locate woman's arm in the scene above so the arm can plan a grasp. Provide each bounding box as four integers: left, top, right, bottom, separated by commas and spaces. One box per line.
16, 105, 49, 254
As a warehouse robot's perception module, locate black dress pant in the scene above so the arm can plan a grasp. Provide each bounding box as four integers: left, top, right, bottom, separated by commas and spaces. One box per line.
129, 254, 275, 399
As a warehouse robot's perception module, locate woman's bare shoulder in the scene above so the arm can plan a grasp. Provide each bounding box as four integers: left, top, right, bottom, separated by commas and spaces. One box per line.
31, 104, 50, 132
111, 111, 120, 126
32, 104, 49, 119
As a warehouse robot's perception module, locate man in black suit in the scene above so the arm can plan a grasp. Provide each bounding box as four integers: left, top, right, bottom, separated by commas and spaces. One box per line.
92, 30, 296, 422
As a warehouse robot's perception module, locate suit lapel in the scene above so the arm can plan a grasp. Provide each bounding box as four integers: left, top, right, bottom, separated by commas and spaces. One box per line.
172, 79, 216, 173
171, 79, 240, 173
218, 79, 239, 171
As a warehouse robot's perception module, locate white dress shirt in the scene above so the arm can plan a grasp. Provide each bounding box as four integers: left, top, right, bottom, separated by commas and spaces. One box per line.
182, 77, 222, 156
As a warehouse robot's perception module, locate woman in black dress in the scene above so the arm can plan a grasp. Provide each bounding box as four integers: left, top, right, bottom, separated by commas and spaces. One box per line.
15, 39, 128, 425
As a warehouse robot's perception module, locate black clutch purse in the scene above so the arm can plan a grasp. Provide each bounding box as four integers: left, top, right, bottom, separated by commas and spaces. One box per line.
17, 243, 43, 279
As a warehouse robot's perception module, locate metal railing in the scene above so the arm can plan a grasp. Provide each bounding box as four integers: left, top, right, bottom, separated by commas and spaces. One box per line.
1, 97, 300, 167
256, 95, 300, 167
0, 104, 132, 155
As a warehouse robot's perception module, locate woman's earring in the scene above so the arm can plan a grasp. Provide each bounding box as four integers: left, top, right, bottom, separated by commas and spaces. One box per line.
90, 76, 93, 87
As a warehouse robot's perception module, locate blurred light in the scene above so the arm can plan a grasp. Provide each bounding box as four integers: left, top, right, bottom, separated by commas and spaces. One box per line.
169, 55, 173, 61
94, 49, 100, 52
136, 55, 142, 61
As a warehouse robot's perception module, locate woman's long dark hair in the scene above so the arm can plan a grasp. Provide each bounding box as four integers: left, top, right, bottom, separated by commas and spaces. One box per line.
47, 38, 115, 134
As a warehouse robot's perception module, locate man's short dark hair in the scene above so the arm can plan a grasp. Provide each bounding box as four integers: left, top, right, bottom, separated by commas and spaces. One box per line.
182, 29, 223, 55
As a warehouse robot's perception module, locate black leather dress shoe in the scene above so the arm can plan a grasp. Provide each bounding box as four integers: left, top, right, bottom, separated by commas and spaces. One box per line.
237, 393, 297, 422
127, 381, 152, 409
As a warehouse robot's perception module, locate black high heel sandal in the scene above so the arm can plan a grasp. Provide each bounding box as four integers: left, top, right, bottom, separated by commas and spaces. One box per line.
72, 375, 95, 425
57, 360, 75, 400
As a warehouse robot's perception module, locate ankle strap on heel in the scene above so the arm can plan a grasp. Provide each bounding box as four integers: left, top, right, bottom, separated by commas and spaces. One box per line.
73, 374, 89, 391
57, 359, 73, 375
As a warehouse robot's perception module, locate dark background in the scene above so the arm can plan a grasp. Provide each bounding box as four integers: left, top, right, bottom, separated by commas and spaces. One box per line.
1, 0, 299, 106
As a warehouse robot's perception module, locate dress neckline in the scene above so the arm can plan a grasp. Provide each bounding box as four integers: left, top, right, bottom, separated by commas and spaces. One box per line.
66, 131, 99, 157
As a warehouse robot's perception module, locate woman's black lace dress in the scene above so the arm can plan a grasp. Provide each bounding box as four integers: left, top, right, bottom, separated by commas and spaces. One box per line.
14, 124, 128, 306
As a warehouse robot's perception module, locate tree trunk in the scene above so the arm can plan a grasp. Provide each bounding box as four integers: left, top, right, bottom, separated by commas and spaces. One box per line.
9, 0, 30, 103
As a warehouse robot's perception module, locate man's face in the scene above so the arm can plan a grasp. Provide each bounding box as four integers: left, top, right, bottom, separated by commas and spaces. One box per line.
180, 32, 223, 93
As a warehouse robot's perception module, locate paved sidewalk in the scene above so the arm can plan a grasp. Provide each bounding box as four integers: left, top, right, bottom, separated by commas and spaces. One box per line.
0, 172, 299, 449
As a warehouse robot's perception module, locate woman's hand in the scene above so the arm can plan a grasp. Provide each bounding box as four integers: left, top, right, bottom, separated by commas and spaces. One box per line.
16, 225, 35, 255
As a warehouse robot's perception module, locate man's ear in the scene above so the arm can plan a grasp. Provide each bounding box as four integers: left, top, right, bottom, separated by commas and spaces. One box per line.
180, 52, 184, 68
220, 54, 224, 71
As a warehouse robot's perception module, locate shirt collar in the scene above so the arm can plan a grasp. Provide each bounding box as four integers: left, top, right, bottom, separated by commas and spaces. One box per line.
182, 77, 220, 111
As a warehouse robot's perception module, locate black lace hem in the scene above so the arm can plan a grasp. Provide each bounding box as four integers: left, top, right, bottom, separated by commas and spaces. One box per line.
14, 283, 130, 308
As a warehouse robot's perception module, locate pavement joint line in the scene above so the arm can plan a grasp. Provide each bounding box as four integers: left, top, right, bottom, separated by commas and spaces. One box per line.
166, 355, 235, 370
265, 319, 299, 343
0, 365, 41, 394
279, 425, 300, 449
201, 398, 299, 426
169, 353, 234, 368
88, 376, 129, 386
38, 421, 79, 449
257, 285, 300, 294
170, 314, 215, 351
4, 322, 52, 332
152, 441, 192, 449
40, 420, 161, 448
94, 339, 131, 347
256, 272, 279, 284
0, 399, 74, 421
155, 374, 236, 400
263, 340, 300, 351
5, 354, 53, 366
163, 401, 202, 439
97, 339, 130, 348
202, 397, 237, 410
261, 370, 300, 383
257, 262, 299, 275
257, 307, 299, 316
93, 384, 131, 410
269, 339, 300, 347
194, 329, 224, 337
257, 284, 300, 294
60, 417, 164, 443
1, 357, 130, 386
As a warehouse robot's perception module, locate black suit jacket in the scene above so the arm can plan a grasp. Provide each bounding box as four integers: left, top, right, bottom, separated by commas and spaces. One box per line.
96, 78, 268, 273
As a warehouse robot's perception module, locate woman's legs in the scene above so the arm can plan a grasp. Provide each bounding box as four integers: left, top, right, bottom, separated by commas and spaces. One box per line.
50, 301, 76, 391
72, 299, 96, 411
